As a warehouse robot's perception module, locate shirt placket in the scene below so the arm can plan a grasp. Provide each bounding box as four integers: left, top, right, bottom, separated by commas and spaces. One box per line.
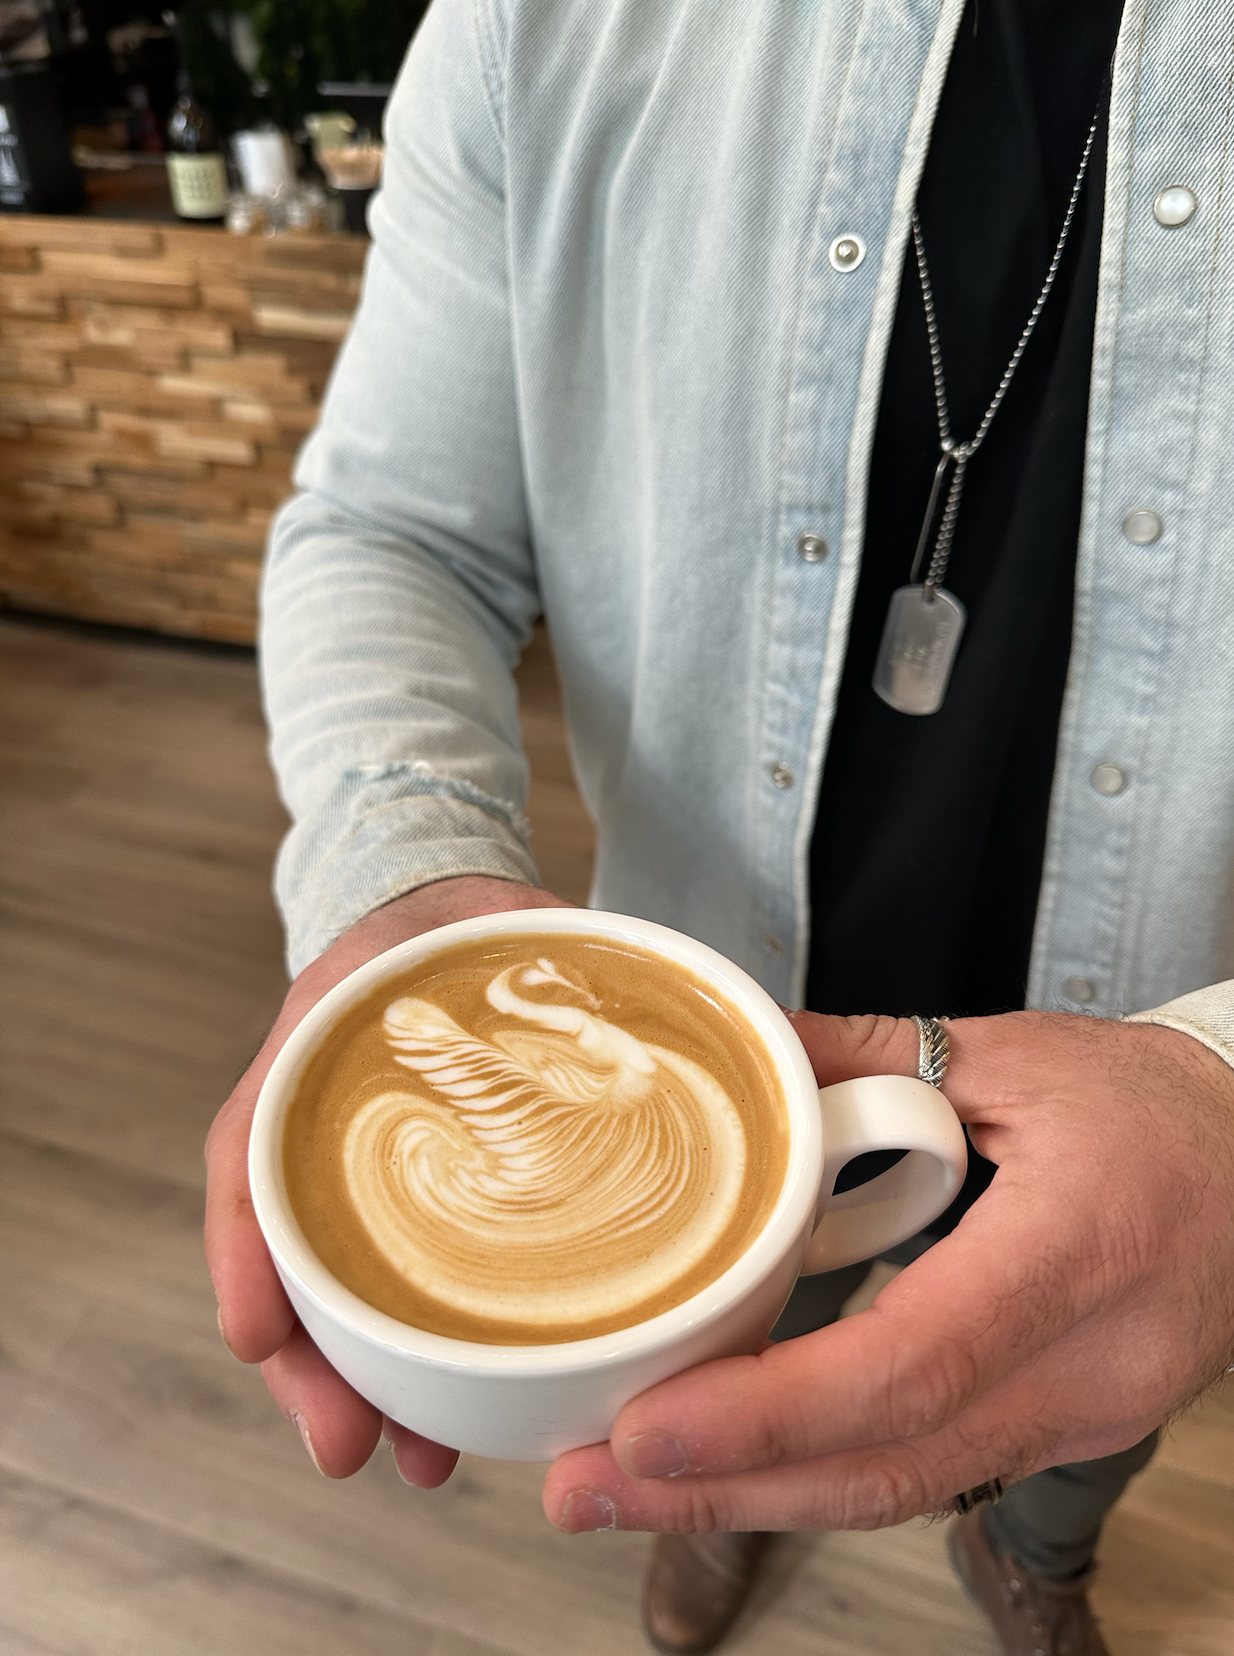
752, 0, 967, 1006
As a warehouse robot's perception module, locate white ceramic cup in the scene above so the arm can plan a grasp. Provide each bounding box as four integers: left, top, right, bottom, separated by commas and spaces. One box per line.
249, 909, 967, 1461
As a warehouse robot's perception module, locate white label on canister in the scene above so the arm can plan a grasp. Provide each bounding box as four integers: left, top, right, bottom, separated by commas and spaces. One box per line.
166, 153, 229, 219
233, 129, 296, 197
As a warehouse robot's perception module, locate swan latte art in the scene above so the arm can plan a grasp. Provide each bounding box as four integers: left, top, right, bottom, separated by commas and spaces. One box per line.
284, 934, 791, 1344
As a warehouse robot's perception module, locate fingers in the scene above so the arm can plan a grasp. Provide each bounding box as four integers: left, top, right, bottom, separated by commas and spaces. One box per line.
544, 1321, 1163, 1535
605, 1186, 1099, 1481
383, 1418, 461, 1488
214, 1057, 459, 1492
544, 1430, 992, 1534
542, 1010, 1202, 1538
788, 1006, 1051, 1123
205, 1063, 297, 1364
788, 1011, 919, 1090
261, 1323, 383, 1477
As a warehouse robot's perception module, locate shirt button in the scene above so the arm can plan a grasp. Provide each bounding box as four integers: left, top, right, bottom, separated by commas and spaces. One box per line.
1090, 763, 1127, 796
828, 233, 866, 271
764, 934, 784, 956
1062, 976, 1097, 1004
797, 532, 829, 562
1153, 185, 1197, 227
1122, 508, 1163, 544
770, 762, 794, 789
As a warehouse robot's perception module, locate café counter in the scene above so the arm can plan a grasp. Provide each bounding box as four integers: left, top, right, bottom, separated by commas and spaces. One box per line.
0, 211, 366, 644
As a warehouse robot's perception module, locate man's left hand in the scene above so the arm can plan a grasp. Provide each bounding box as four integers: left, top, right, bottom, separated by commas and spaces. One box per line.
543, 1009, 1234, 1534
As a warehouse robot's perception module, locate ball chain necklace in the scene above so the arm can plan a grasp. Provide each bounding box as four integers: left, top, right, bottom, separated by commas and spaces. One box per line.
872, 101, 1104, 716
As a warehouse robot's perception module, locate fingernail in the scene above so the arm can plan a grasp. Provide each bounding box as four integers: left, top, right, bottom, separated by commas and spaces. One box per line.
620, 1430, 689, 1478
387, 1436, 413, 1487
560, 1489, 618, 1532
290, 1410, 325, 1475
216, 1305, 236, 1358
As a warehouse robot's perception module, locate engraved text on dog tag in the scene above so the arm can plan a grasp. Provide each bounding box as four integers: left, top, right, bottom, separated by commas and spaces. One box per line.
872, 584, 967, 716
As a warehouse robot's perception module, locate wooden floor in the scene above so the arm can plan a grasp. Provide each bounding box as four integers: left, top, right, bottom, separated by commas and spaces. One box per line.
0, 612, 1231, 1656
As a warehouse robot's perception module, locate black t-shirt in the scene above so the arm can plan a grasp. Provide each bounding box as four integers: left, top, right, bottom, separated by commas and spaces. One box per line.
806, 0, 1125, 1222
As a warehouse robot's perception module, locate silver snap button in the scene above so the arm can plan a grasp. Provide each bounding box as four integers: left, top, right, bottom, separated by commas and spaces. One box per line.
1153, 185, 1197, 228
828, 234, 866, 272
1062, 976, 1097, 1004
1090, 763, 1127, 796
1122, 508, 1163, 545
770, 762, 794, 789
797, 532, 828, 562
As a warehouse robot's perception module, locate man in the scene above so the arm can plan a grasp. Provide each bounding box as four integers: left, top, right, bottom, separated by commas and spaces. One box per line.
205, 2, 1234, 1654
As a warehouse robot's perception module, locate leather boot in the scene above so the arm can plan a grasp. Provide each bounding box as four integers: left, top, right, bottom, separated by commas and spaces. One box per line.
641, 1531, 768, 1654
948, 1509, 1110, 1656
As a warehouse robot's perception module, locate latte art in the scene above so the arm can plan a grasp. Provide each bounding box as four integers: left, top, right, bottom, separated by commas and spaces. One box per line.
343, 961, 747, 1326
284, 935, 789, 1344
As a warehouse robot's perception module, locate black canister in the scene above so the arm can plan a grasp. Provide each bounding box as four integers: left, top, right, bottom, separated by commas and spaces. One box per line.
0, 62, 82, 213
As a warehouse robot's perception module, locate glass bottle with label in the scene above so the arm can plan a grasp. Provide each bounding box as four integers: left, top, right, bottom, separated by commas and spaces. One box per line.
165, 72, 228, 222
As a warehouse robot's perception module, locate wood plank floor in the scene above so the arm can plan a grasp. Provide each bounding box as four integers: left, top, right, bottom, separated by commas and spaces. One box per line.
0, 611, 1230, 1656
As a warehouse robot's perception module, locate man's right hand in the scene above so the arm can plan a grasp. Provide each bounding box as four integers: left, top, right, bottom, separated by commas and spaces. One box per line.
204, 875, 574, 1486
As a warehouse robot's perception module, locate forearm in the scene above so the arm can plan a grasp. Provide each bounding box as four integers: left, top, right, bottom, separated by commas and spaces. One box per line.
259, 0, 544, 976
262, 492, 541, 975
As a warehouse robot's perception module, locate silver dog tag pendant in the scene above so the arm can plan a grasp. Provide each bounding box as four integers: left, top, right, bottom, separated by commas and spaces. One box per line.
872, 584, 967, 715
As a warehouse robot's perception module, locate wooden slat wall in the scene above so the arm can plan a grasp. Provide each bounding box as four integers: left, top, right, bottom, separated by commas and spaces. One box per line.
0, 216, 366, 644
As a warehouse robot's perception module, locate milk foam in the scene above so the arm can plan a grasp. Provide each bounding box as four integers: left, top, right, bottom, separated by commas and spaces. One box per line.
340, 959, 748, 1328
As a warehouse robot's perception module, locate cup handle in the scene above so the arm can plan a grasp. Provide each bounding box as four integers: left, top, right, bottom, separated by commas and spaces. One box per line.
801, 1074, 968, 1275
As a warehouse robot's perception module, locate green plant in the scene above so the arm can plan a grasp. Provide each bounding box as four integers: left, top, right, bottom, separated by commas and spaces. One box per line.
172, 4, 260, 132
173, 0, 426, 134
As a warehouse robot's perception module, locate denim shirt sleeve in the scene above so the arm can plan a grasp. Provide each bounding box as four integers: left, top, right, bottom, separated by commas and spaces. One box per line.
261, 0, 542, 977
1126, 983, 1234, 1077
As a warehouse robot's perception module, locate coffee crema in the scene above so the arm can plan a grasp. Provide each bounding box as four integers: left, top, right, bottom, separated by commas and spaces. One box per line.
284, 934, 790, 1345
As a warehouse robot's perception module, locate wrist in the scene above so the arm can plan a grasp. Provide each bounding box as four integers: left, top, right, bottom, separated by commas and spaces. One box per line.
291, 876, 571, 1006
1126, 979, 1234, 1078
363, 874, 573, 939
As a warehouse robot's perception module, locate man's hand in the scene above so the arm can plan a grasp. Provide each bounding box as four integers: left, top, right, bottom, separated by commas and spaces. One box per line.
543, 1010, 1234, 1534
204, 875, 573, 1485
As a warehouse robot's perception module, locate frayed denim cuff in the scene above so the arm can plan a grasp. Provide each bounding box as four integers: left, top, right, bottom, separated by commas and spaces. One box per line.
276, 763, 539, 976
1125, 980, 1234, 1076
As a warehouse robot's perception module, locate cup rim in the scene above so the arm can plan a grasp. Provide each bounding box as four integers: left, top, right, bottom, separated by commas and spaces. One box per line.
248, 909, 824, 1377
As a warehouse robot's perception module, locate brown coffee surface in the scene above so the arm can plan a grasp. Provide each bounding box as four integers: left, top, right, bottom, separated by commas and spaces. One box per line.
284, 933, 790, 1345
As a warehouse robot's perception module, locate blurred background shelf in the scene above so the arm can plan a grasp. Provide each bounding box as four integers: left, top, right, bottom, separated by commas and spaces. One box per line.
0, 2, 421, 645
76, 159, 179, 221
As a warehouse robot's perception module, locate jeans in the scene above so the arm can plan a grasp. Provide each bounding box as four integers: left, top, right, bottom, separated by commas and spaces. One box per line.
770, 1255, 1157, 1579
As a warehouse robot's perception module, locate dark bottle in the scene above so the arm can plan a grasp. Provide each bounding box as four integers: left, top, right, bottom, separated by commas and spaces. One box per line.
165, 73, 228, 222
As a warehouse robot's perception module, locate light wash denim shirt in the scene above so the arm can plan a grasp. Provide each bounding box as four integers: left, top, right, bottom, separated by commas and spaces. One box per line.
262, 0, 1234, 1064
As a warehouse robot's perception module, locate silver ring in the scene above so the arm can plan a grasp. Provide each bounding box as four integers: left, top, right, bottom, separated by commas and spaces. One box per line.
912, 1014, 949, 1088
953, 1478, 1004, 1515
